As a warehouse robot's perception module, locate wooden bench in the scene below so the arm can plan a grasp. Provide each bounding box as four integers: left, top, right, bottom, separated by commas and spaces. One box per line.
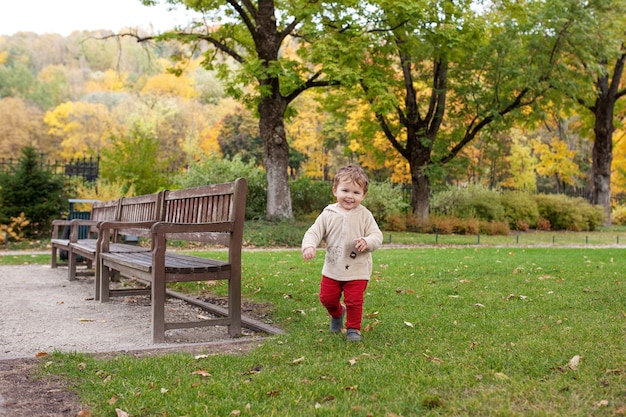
50, 199, 120, 272
98, 178, 247, 343
69, 192, 164, 300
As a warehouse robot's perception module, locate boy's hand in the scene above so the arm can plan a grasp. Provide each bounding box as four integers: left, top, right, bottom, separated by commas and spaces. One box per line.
354, 238, 368, 252
302, 247, 316, 260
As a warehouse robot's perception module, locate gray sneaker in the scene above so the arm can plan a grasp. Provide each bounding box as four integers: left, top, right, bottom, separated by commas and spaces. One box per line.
330, 304, 346, 333
346, 328, 362, 342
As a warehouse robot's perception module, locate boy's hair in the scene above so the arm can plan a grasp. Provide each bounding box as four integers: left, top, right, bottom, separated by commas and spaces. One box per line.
333, 164, 370, 194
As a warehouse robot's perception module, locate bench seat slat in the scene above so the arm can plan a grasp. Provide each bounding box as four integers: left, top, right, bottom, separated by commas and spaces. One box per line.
101, 251, 231, 275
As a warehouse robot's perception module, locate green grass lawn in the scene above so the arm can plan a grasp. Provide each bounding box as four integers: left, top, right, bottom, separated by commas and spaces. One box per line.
26, 247, 626, 416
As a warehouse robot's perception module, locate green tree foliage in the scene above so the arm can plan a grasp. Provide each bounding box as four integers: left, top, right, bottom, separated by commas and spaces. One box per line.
138, 0, 340, 220
100, 128, 171, 195
312, 0, 611, 222
549, 0, 626, 225
0, 147, 64, 236
0, 61, 36, 99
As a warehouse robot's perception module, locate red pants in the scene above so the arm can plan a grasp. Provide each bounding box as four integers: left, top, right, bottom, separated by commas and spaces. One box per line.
319, 276, 368, 331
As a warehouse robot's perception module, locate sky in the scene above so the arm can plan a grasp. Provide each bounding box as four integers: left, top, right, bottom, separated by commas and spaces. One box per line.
0, 0, 200, 37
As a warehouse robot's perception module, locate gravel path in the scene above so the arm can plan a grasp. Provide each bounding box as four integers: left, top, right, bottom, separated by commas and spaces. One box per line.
0, 264, 260, 360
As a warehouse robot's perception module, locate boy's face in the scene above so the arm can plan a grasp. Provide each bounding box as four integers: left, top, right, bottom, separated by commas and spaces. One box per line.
333, 179, 366, 211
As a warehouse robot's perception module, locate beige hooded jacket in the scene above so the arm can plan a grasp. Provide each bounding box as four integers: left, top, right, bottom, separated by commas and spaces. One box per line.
302, 203, 383, 281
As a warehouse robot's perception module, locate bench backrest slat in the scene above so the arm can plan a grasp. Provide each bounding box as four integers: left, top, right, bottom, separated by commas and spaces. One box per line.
84, 200, 121, 236
114, 192, 165, 238
162, 179, 245, 245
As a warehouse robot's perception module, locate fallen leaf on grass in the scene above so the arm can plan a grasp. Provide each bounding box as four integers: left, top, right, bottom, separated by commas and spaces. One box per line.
345, 385, 358, 391
365, 311, 379, 318
192, 369, 212, 377
594, 400, 609, 407
422, 353, 443, 365
494, 372, 509, 380
568, 355, 581, 370
115, 409, 129, 417
615, 405, 626, 415
76, 410, 93, 417
108, 395, 119, 405
404, 321, 414, 327
363, 319, 380, 332
292, 356, 305, 365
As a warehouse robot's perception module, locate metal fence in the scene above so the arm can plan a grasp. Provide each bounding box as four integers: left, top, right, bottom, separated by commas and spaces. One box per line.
0, 154, 99, 182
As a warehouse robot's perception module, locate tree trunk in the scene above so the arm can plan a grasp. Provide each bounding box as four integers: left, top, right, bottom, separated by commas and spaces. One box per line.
590, 71, 616, 226
591, 102, 613, 225
258, 95, 293, 221
408, 140, 432, 222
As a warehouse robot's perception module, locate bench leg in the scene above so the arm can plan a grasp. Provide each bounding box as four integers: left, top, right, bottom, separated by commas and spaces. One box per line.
228, 274, 242, 337
95, 257, 102, 301
68, 249, 77, 281
51, 247, 57, 268
152, 271, 166, 343
99, 263, 111, 302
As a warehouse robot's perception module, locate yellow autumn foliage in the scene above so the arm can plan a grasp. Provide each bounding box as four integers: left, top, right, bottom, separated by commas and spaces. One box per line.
44, 101, 117, 159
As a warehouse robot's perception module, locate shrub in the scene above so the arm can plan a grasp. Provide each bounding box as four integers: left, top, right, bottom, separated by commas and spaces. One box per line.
412, 215, 509, 236
0, 212, 29, 244
428, 216, 457, 234
364, 181, 410, 226
536, 217, 551, 231
612, 205, 626, 225
479, 220, 510, 235
0, 147, 64, 237
501, 191, 539, 230
289, 177, 332, 219
430, 184, 505, 222
534, 194, 604, 231
243, 220, 309, 247
385, 214, 408, 232
576, 198, 605, 230
453, 217, 480, 235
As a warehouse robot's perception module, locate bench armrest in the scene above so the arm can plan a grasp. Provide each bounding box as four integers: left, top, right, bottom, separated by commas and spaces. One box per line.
98, 220, 160, 252
51, 219, 72, 239
151, 221, 234, 235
